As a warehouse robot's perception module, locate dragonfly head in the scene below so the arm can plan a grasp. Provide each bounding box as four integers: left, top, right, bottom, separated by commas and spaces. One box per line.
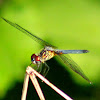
31, 54, 40, 64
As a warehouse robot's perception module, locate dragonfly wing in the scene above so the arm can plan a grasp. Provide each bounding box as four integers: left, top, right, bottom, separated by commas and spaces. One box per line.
58, 54, 91, 83
2, 17, 56, 48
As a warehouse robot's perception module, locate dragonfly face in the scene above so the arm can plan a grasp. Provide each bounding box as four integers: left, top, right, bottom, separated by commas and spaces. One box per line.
31, 54, 41, 64
2, 17, 91, 83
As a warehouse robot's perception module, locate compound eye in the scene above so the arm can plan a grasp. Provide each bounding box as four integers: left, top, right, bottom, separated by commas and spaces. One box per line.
31, 54, 36, 61
31, 54, 40, 64
35, 56, 40, 61
31, 54, 36, 64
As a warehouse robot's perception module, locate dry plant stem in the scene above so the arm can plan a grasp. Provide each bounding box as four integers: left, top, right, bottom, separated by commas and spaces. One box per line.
30, 73, 45, 100
26, 66, 73, 100
21, 73, 29, 100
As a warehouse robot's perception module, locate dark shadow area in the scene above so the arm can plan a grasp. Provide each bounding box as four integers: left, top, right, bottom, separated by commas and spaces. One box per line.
2, 58, 94, 100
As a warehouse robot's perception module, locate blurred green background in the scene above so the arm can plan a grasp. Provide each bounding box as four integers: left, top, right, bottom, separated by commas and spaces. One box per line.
0, 0, 100, 100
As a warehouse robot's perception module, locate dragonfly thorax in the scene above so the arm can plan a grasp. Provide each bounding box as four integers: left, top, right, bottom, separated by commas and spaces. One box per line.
31, 54, 40, 64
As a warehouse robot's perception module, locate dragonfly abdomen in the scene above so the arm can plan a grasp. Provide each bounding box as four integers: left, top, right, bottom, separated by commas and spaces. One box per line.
55, 50, 89, 54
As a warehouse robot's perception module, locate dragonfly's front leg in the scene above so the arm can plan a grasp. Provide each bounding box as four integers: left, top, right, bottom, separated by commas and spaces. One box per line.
30, 62, 42, 73
41, 62, 50, 77
37, 63, 43, 74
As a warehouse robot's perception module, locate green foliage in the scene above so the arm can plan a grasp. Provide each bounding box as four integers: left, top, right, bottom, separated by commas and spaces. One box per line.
0, 0, 100, 99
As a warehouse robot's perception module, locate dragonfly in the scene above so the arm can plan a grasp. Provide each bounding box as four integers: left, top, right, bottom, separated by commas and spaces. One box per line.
2, 17, 91, 84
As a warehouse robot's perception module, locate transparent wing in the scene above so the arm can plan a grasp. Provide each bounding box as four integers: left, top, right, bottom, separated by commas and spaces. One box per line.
2, 17, 56, 48
58, 54, 91, 83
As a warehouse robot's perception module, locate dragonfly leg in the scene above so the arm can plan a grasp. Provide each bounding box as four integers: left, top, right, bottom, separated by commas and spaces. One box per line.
37, 63, 43, 74
42, 62, 50, 77
30, 63, 42, 73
